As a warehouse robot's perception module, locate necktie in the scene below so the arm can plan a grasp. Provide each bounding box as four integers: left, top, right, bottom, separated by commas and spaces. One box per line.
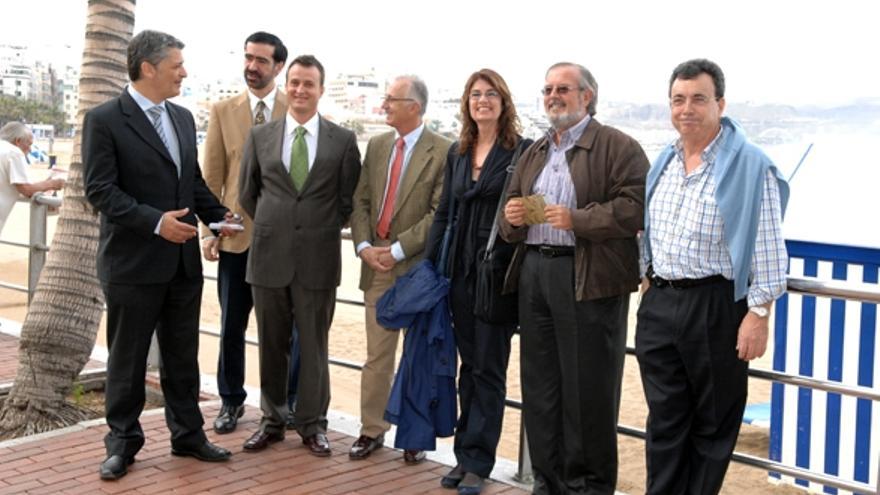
289, 126, 308, 190
376, 137, 405, 240
146, 105, 171, 152
254, 100, 267, 125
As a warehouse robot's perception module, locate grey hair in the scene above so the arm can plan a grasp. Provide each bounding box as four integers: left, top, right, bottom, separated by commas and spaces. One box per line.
127, 30, 185, 81
0, 122, 32, 144
546, 62, 599, 116
397, 75, 428, 116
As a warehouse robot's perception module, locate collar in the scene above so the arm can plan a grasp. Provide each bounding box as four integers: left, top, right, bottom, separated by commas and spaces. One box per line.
395, 122, 425, 150
127, 84, 165, 113
247, 87, 277, 114
285, 111, 320, 137
674, 125, 725, 166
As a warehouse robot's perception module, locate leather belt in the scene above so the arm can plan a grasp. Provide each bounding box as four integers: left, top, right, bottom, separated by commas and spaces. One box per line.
527, 244, 574, 257
647, 266, 728, 290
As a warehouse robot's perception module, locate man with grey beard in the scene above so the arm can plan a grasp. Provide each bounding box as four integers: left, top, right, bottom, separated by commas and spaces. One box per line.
499, 62, 648, 494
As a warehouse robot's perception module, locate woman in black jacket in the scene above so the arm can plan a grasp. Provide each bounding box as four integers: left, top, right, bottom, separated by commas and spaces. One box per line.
426, 69, 532, 495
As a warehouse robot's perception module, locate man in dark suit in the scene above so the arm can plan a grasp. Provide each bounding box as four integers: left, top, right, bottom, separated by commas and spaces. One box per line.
238, 54, 361, 456
200, 31, 302, 435
84, 30, 238, 481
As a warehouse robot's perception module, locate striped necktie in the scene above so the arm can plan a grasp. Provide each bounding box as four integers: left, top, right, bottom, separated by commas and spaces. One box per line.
146, 105, 172, 152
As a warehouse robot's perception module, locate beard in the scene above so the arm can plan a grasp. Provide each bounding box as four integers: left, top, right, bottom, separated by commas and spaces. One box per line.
547, 105, 586, 131
244, 69, 271, 90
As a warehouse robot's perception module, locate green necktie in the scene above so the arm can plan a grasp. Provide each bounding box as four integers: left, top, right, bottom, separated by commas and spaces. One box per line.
289, 126, 308, 190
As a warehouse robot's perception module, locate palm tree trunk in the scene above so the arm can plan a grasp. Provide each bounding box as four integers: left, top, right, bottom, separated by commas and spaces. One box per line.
0, 0, 136, 439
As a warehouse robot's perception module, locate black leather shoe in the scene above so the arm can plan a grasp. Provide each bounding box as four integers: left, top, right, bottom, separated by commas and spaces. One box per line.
349, 434, 384, 460
242, 430, 284, 452
302, 432, 331, 457
99, 455, 134, 480
457, 472, 484, 495
403, 449, 426, 465
213, 404, 245, 434
171, 441, 231, 462
441, 464, 465, 488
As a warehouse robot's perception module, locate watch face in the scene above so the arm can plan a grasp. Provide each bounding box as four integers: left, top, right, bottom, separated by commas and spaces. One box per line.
750, 306, 769, 317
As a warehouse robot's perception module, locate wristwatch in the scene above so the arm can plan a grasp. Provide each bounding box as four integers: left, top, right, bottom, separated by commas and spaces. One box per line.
749, 306, 769, 318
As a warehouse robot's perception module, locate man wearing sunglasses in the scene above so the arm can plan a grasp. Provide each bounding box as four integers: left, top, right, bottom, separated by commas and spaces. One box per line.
501, 62, 648, 494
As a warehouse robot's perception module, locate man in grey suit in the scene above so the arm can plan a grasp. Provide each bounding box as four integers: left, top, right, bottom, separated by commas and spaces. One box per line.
238, 54, 361, 456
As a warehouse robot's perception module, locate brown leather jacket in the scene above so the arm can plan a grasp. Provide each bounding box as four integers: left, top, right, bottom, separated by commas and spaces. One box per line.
499, 118, 648, 301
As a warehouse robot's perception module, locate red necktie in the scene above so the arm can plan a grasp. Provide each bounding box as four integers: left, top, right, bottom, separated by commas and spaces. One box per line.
376, 138, 405, 240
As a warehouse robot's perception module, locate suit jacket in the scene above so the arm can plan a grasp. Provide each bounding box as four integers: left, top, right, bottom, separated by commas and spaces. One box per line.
238, 115, 361, 290
200, 89, 287, 252
350, 128, 451, 291
83, 90, 227, 285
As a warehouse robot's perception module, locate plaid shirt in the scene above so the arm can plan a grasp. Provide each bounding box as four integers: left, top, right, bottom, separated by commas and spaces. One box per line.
647, 128, 786, 306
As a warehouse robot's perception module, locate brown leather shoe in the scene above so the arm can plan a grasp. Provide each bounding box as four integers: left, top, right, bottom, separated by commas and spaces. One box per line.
242, 430, 283, 452
349, 434, 384, 460
302, 433, 331, 457
403, 449, 426, 465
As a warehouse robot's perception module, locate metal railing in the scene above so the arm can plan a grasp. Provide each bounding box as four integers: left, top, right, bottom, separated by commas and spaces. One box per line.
0, 193, 61, 303
2, 200, 880, 493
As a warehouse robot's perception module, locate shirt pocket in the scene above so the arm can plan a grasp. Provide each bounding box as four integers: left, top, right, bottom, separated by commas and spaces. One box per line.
682, 193, 724, 246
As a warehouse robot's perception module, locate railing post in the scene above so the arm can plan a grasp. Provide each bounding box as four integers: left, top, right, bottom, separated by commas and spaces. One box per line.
27, 195, 50, 305
515, 419, 534, 483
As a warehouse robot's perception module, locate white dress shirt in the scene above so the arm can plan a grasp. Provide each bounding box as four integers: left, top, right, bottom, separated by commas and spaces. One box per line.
282, 112, 320, 173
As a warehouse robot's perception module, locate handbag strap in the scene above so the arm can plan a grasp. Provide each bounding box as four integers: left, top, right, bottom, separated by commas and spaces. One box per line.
484, 139, 525, 255
436, 154, 462, 276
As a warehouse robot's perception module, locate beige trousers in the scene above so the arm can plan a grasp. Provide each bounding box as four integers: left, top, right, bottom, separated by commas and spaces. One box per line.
359, 266, 403, 438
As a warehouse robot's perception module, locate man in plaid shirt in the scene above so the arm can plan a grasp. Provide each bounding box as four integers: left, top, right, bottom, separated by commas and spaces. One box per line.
637, 58, 789, 495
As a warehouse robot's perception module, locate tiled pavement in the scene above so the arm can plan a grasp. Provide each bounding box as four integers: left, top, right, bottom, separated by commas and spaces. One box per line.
0, 405, 528, 495
0, 332, 530, 494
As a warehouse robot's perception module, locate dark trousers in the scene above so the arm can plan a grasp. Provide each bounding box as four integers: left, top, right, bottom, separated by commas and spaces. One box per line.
519, 250, 628, 495
216, 249, 299, 408
252, 279, 335, 438
635, 279, 748, 495
102, 266, 207, 458
450, 269, 515, 478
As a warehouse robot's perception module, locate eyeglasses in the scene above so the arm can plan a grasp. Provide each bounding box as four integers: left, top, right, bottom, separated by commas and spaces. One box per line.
541, 85, 581, 96
469, 90, 501, 100
670, 95, 720, 108
382, 95, 415, 104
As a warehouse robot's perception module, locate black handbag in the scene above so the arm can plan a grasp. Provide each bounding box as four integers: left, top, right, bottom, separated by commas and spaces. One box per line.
473, 142, 525, 324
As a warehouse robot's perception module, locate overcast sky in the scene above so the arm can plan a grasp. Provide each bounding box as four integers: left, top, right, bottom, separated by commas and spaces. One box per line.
4, 0, 880, 107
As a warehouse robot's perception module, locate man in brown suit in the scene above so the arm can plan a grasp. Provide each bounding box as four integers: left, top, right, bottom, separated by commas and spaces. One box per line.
500, 62, 648, 494
348, 75, 451, 464
238, 54, 361, 456
200, 32, 297, 435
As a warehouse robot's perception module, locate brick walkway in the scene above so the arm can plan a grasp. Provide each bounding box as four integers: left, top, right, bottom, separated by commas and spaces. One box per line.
0, 405, 528, 495
0, 333, 529, 494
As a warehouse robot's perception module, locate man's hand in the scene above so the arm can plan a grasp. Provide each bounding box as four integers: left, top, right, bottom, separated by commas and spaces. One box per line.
545, 205, 573, 230
159, 208, 198, 244
202, 237, 219, 261
48, 177, 65, 190
504, 198, 526, 226
377, 249, 398, 270
359, 246, 393, 273
736, 309, 770, 361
